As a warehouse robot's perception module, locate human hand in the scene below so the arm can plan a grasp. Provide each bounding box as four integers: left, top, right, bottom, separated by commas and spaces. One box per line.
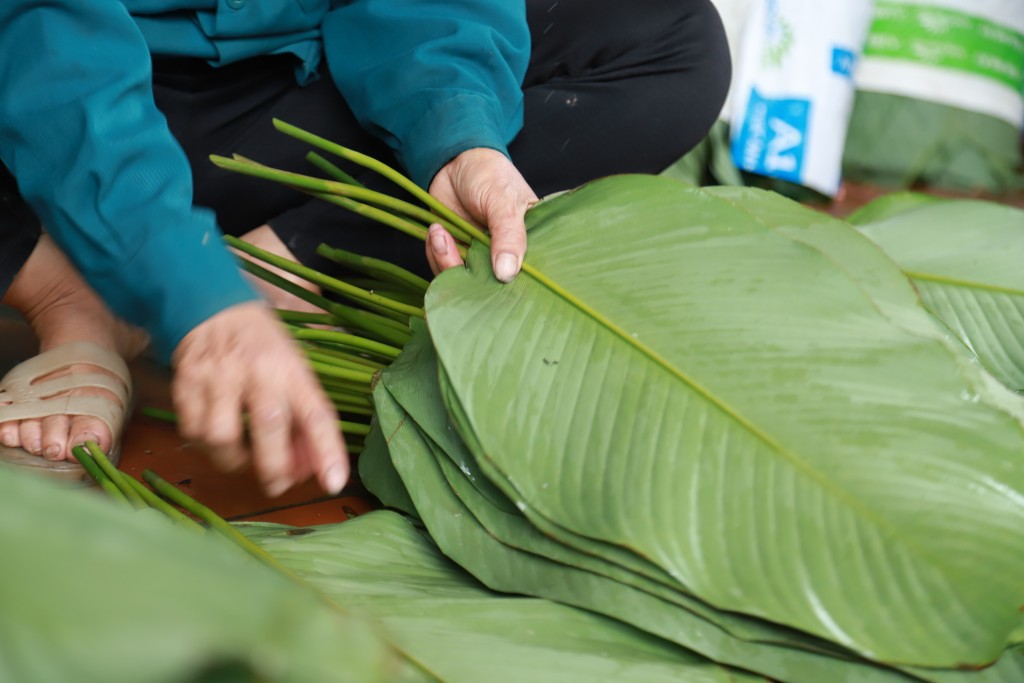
170, 301, 348, 497
426, 147, 538, 280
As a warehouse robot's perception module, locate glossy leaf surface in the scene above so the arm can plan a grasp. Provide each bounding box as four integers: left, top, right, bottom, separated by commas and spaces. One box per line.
377, 330, 936, 678
424, 176, 1024, 666
856, 200, 1024, 390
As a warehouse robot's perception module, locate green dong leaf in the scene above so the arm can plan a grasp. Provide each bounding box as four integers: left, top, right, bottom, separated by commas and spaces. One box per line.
424, 175, 1024, 667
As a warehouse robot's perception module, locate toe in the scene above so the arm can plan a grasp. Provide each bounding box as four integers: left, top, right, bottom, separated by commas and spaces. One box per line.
19, 419, 43, 456
0, 422, 20, 448
40, 414, 70, 460
68, 414, 110, 456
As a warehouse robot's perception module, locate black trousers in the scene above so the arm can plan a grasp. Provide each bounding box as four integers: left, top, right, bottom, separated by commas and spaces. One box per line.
1, 0, 729, 290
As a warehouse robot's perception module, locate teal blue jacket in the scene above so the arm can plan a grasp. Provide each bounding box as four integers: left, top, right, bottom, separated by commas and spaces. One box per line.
0, 1, 528, 360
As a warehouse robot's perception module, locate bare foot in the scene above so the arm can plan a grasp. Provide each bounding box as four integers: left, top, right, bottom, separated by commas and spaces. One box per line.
0, 236, 147, 461
234, 224, 327, 316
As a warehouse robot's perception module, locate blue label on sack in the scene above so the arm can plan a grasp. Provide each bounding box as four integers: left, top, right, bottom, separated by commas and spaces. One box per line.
732, 88, 810, 184
831, 46, 857, 78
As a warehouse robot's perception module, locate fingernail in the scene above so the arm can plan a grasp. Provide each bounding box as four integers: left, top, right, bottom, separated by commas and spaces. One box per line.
44, 444, 62, 460
28, 440, 42, 455
266, 478, 291, 498
429, 227, 449, 257
494, 252, 520, 283
324, 463, 347, 495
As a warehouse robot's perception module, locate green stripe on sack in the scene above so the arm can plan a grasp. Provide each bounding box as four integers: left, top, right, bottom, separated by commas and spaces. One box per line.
864, 0, 1024, 92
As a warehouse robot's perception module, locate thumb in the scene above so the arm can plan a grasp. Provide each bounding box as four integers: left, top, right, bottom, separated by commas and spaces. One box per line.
488, 202, 529, 283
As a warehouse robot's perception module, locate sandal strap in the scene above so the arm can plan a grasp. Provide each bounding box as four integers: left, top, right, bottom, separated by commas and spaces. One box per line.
0, 342, 132, 436
0, 371, 129, 405
0, 395, 125, 436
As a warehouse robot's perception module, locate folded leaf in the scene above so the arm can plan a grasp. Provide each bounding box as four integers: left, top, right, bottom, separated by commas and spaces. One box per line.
359, 412, 418, 517
374, 382, 910, 683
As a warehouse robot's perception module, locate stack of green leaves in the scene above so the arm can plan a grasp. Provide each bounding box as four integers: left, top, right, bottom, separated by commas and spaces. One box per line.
214, 122, 1024, 682
5, 451, 768, 683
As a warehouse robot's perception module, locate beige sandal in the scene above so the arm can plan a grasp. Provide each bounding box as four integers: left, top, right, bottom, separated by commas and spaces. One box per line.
0, 341, 132, 485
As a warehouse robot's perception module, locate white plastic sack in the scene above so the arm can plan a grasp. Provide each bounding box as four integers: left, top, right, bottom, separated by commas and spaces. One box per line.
855, 0, 1024, 129
728, 0, 874, 196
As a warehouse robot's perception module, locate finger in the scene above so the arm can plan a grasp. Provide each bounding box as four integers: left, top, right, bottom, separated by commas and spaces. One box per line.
172, 343, 249, 473
278, 376, 324, 487
246, 388, 293, 497
289, 444, 316, 484
488, 203, 530, 283
172, 364, 209, 446
425, 236, 440, 276
427, 224, 464, 274
292, 383, 349, 495
200, 377, 247, 472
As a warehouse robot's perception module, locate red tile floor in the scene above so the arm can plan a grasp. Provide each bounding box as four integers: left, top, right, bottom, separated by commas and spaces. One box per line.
2, 180, 1021, 525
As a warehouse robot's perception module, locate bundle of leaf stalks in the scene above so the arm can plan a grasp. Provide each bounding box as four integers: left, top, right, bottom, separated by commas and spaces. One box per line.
222, 235, 424, 456
207, 121, 1024, 683
222, 229, 435, 453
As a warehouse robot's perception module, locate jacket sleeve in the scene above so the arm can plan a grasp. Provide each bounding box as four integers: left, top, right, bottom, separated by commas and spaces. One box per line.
322, 0, 530, 188
0, 0, 258, 362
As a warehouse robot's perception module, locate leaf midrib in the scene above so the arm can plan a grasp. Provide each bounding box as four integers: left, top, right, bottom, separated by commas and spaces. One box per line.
514, 255, 996, 595
906, 270, 1024, 297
